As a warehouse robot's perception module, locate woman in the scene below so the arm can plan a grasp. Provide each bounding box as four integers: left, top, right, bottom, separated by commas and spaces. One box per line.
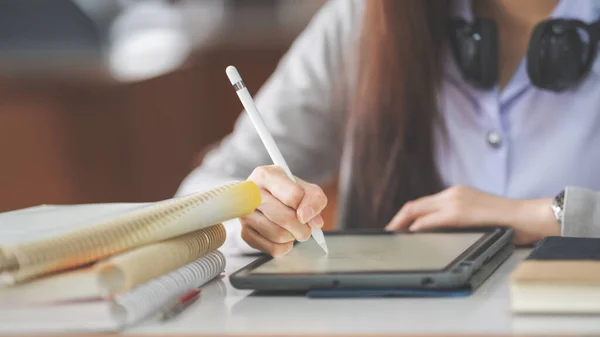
177, 0, 600, 256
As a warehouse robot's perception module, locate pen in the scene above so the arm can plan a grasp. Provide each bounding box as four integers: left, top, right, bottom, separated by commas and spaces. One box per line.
225, 65, 329, 255
158, 288, 201, 321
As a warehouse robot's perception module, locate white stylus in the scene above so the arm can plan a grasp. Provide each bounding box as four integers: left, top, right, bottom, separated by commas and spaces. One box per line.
226, 65, 329, 254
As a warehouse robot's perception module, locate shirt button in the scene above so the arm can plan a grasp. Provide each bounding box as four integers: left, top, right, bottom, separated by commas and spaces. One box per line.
487, 131, 502, 148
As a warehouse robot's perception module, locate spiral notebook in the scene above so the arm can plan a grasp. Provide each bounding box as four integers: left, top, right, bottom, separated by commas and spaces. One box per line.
0, 181, 260, 284
0, 223, 227, 303
0, 250, 227, 333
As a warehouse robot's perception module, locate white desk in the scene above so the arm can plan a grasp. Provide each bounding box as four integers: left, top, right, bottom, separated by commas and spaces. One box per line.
128, 249, 600, 336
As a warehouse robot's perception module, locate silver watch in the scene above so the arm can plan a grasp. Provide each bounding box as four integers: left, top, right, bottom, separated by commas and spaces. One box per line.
551, 189, 565, 225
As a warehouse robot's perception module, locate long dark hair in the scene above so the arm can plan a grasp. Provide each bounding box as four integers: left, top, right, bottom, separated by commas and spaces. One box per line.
344, 1, 450, 228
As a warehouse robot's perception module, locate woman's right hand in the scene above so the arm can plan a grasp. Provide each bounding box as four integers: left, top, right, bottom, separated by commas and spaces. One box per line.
240, 165, 328, 257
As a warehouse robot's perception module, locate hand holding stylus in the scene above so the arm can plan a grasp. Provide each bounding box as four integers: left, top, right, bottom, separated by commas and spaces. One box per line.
243, 166, 329, 256
226, 66, 330, 256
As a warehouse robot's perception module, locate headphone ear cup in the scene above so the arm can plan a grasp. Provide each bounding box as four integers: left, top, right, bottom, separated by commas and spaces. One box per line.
528, 19, 588, 92
475, 19, 498, 88
448, 18, 498, 89
527, 21, 554, 89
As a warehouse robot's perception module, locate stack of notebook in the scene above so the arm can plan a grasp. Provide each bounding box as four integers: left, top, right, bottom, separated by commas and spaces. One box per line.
510, 236, 600, 314
0, 181, 261, 333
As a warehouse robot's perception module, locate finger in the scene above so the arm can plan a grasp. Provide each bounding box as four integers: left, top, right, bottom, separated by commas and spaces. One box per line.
249, 166, 305, 209
295, 178, 328, 224
385, 194, 442, 230
242, 211, 295, 244
241, 226, 294, 257
308, 214, 324, 229
408, 211, 456, 231
257, 189, 312, 242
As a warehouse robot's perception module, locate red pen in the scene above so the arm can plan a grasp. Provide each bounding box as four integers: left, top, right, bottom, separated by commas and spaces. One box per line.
158, 288, 201, 321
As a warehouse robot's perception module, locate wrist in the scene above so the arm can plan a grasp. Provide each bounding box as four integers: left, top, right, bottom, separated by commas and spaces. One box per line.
510, 198, 558, 244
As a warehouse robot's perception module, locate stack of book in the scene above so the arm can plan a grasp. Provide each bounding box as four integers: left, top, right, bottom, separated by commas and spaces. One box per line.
510, 236, 600, 314
0, 181, 261, 333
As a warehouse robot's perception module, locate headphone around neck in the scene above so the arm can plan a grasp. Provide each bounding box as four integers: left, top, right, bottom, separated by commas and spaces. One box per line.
448, 16, 600, 92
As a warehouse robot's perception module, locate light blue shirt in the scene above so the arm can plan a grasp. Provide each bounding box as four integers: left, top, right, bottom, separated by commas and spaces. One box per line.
176, 0, 600, 252
438, 0, 600, 199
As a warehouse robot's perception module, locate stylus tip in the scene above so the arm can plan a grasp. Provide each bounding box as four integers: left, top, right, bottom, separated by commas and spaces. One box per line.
310, 228, 329, 255
320, 243, 329, 255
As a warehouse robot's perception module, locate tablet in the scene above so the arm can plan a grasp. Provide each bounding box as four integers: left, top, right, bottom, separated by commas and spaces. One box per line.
230, 227, 513, 292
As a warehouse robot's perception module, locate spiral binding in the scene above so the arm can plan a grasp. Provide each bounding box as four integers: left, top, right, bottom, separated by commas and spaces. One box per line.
0, 181, 259, 284
95, 223, 226, 295
111, 250, 226, 326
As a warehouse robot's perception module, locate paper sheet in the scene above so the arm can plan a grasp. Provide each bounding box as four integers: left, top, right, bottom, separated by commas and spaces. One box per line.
0, 203, 151, 245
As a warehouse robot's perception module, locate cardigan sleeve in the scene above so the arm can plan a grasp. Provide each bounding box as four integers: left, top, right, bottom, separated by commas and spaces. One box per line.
175, 0, 362, 254
562, 186, 600, 238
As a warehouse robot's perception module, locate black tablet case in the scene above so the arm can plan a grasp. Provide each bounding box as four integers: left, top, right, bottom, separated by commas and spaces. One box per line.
305, 241, 514, 298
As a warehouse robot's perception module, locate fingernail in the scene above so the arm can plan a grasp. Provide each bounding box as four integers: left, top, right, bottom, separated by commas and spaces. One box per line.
296, 235, 309, 242
309, 216, 324, 228
409, 225, 419, 232
298, 207, 315, 224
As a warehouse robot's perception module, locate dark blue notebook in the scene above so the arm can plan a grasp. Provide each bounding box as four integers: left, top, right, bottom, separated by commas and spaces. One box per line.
510, 236, 600, 313
528, 236, 600, 261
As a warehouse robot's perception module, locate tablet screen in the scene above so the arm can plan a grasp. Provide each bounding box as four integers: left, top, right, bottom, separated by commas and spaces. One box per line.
249, 232, 486, 274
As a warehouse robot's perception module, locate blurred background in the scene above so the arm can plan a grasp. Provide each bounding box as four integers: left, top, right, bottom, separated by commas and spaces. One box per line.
0, 0, 337, 227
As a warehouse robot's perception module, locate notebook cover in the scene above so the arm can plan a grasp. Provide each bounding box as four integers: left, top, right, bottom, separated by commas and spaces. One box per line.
527, 236, 600, 260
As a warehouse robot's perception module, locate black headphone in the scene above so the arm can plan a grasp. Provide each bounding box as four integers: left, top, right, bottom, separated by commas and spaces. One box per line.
448, 17, 600, 92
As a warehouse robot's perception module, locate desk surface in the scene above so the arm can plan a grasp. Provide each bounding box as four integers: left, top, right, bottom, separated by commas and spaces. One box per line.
128, 249, 600, 336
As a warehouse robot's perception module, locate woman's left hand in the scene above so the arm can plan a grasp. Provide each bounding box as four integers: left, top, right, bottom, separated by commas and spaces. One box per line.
384, 185, 560, 245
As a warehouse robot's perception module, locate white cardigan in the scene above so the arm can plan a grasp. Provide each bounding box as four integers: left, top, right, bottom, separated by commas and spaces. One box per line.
176, 0, 600, 254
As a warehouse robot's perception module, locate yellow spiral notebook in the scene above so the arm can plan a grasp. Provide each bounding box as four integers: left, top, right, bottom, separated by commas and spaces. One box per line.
0, 181, 260, 284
